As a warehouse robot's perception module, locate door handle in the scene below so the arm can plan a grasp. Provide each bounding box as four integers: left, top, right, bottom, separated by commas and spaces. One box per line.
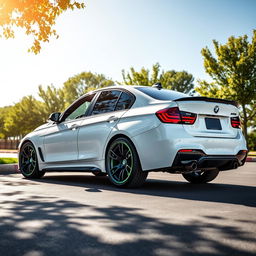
70, 124, 78, 130
107, 116, 118, 122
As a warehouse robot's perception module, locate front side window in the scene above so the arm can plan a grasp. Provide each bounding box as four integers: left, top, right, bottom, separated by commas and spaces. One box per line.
64, 93, 96, 121
91, 90, 121, 115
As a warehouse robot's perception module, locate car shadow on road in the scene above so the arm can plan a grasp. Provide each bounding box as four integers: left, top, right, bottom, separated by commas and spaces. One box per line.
1, 192, 255, 256
32, 173, 256, 208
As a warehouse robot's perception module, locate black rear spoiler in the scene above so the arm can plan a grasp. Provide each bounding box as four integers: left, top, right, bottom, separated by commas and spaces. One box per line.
175, 97, 238, 107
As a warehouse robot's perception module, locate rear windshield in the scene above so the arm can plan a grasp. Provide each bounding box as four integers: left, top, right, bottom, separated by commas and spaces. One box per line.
135, 87, 188, 101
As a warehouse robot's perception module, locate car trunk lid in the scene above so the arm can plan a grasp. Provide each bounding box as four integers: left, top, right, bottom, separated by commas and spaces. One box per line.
174, 97, 240, 138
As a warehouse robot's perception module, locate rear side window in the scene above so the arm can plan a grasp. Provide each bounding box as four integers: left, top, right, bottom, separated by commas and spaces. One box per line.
136, 87, 188, 100
115, 92, 134, 111
92, 90, 121, 115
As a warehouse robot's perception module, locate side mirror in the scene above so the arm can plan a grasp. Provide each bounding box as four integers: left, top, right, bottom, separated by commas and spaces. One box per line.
48, 112, 61, 123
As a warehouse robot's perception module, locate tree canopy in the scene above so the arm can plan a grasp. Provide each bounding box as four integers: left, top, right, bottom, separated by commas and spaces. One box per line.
63, 72, 114, 106
3, 96, 44, 138
248, 131, 256, 151
121, 63, 194, 94
0, 106, 11, 138
196, 30, 256, 142
38, 84, 66, 115
0, 0, 85, 53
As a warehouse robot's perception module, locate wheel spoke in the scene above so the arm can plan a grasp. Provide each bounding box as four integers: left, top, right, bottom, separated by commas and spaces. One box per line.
126, 164, 132, 174
23, 149, 30, 158
119, 168, 126, 181
26, 147, 32, 156
110, 164, 122, 175
21, 151, 29, 160
20, 162, 29, 170
125, 150, 131, 159
109, 150, 121, 161
28, 165, 32, 171
113, 166, 124, 182
118, 143, 124, 156
29, 149, 35, 158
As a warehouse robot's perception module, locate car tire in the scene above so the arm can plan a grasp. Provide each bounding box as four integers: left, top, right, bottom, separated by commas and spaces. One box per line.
182, 169, 219, 184
19, 141, 45, 179
106, 137, 148, 188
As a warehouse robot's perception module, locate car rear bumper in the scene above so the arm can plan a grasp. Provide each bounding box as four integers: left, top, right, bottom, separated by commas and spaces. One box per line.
146, 150, 247, 173
169, 149, 247, 173
133, 123, 247, 172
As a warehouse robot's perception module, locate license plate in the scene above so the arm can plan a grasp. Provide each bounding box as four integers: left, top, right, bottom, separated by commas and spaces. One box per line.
205, 118, 222, 130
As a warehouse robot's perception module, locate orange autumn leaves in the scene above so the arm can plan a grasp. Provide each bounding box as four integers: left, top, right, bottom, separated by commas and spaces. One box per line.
0, 0, 85, 53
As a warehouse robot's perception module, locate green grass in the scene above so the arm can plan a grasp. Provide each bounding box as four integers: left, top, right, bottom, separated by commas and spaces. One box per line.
0, 158, 18, 164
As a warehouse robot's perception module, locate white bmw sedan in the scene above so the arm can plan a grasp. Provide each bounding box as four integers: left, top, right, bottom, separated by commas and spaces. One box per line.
18, 85, 247, 187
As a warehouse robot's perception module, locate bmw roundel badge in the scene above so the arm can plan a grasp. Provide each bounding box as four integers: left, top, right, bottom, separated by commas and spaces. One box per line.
214, 105, 219, 113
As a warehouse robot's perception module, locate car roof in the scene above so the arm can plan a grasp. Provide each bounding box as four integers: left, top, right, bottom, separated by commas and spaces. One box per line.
93, 85, 188, 101
93, 84, 184, 96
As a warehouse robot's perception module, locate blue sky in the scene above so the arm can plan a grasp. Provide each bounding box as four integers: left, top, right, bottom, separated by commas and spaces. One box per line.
0, 0, 255, 107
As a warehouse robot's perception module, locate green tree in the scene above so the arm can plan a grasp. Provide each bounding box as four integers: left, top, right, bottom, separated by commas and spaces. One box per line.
0, 117, 3, 139
0, 0, 85, 54
248, 131, 256, 151
63, 71, 114, 106
0, 107, 6, 138
121, 63, 194, 94
38, 85, 66, 116
196, 31, 256, 142
0, 106, 13, 138
4, 96, 45, 138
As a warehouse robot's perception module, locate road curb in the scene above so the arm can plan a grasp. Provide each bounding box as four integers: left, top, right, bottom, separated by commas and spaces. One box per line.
0, 150, 18, 154
246, 157, 256, 162
0, 164, 19, 174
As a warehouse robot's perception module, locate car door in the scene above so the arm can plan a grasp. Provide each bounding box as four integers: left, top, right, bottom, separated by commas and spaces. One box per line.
77, 90, 134, 161
43, 93, 96, 163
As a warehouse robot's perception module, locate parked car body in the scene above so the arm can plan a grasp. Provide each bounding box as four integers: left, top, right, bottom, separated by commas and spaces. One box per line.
18, 85, 247, 187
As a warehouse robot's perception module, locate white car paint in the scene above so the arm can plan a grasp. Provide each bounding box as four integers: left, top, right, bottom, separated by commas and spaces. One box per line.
19, 85, 247, 174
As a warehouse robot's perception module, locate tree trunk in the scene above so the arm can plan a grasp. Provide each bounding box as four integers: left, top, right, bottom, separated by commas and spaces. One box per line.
242, 104, 248, 147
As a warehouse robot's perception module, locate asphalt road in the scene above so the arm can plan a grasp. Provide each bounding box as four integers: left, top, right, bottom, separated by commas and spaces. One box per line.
0, 163, 255, 256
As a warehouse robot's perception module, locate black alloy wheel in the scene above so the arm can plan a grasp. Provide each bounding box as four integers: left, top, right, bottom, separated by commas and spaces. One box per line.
182, 169, 219, 184
19, 142, 45, 179
106, 137, 148, 188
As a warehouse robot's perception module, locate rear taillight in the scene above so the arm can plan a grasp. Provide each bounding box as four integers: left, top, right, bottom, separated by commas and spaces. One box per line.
156, 107, 197, 125
178, 149, 193, 152
180, 111, 197, 124
156, 107, 181, 123
231, 116, 240, 128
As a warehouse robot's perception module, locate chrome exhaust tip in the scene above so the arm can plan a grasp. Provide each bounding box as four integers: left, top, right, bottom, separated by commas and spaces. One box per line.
181, 161, 198, 172
233, 161, 239, 169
